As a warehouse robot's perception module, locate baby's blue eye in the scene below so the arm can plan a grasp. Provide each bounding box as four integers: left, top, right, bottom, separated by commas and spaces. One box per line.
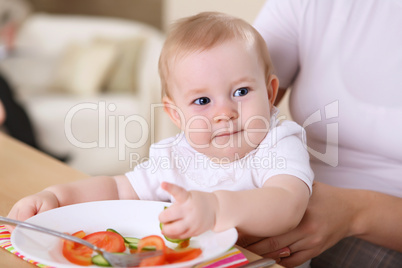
233, 87, 249, 97
194, 97, 211, 105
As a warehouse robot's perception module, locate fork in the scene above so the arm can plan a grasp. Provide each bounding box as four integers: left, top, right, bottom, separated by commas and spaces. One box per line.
0, 216, 162, 267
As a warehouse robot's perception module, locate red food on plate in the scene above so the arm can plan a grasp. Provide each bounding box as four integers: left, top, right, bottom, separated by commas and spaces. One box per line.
83, 231, 126, 253
62, 230, 202, 266
62, 230, 92, 266
62, 230, 125, 266
165, 247, 202, 263
138, 235, 166, 266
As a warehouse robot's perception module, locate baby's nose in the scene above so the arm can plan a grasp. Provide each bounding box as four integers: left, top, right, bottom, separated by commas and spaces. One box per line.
213, 103, 239, 122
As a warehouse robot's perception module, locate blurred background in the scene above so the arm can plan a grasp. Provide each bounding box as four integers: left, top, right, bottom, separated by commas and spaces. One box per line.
0, 0, 290, 176
26, 0, 265, 30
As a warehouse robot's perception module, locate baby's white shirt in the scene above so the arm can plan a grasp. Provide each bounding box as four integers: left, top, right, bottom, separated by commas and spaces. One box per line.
126, 111, 314, 202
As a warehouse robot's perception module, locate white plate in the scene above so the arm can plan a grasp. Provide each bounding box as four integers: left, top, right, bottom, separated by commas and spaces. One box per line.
11, 200, 238, 268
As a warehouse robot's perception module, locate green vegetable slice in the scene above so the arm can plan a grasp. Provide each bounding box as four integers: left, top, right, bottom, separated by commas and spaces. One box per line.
126, 237, 156, 250
91, 255, 111, 267
159, 207, 191, 244
106, 228, 130, 243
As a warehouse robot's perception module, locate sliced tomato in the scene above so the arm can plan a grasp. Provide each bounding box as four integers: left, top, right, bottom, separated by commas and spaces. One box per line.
83, 231, 126, 253
138, 235, 166, 267
63, 230, 202, 267
165, 247, 202, 263
62, 230, 92, 266
63, 230, 126, 266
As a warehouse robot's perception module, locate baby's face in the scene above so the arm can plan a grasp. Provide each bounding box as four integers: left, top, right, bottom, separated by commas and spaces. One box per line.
165, 40, 275, 162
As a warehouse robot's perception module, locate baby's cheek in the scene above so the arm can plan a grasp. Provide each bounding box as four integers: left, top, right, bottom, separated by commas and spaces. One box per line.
244, 117, 270, 146
245, 116, 270, 132
184, 118, 212, 148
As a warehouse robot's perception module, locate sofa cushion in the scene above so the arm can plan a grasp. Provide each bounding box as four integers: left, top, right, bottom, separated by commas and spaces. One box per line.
100, 36, 145, 93
51, 41, 117, 96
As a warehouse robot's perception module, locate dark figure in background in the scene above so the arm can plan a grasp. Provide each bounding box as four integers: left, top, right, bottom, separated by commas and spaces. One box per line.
0, 75, 39, 149
0, 1, 67, 161
0, 75, 69, 162
0, 1, 39, 147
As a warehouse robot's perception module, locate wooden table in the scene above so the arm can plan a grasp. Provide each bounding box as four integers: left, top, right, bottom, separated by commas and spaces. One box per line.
0, 132, 279, 267
0, 132, 88, 268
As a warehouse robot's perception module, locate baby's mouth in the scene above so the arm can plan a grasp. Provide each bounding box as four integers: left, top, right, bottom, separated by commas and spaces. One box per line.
214, 130, 243, 138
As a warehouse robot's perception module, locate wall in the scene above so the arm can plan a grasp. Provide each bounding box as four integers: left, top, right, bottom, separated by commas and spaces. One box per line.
27, 1, 266, 33
27, 0, 267, 33
163, 0, 266, 30
28, 0, 164, 30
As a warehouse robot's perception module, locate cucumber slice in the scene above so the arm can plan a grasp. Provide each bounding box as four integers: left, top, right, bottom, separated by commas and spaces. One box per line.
92, 255, 111, 267
160, 220, 190, 244
106, 228, 155, 250
125, 237, 156, 251
124, 237, 140, 245
106, 228, 120, 234
106, 228, 134, 245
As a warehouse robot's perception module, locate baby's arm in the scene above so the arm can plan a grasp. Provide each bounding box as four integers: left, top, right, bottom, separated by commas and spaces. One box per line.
213, 175, 310, 236
7, 175, 138, 225
160, 175, 309, 238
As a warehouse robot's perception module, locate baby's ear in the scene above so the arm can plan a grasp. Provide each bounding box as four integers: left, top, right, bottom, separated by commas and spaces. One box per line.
267, 75, 279, 107
162, 96, 183, 129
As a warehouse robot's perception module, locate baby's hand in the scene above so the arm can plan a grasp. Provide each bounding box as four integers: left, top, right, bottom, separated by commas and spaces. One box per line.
6, 190, 59, 232
159, 182, 218, 239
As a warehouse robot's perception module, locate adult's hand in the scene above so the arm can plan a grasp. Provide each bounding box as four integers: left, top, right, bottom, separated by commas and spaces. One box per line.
237, 182, 357, 267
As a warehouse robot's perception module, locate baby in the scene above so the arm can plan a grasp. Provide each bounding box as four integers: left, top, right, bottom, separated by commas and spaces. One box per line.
8, 12, 313, 239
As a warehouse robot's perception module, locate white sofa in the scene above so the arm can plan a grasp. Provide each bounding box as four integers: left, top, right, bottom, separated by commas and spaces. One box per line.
0, 14, 178, 175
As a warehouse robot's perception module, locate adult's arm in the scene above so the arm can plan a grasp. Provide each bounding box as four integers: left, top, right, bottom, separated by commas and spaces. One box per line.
254, 0, 298, 108
238, 182, 402, 267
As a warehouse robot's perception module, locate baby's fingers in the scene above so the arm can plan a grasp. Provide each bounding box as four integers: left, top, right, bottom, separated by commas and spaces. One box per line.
161, 219, 191, 239
161, 182, 190, 203
6, 202, 38, 232
6, 191, 59, 227
7, 200, 37, 221
159, 202, 182, 224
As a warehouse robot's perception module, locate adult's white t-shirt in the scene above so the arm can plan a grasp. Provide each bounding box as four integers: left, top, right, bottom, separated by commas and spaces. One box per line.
254, 0, 402, 197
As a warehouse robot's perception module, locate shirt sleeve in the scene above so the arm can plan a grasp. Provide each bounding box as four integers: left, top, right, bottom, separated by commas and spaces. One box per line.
253, 0, 301, 88
125, 145, 171, 202
257, 121, 314, 194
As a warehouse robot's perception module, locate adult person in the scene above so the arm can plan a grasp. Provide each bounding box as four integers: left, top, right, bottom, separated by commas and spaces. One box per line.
0, 0, 32, 55
236, 0, 402, 267
0, 0, 68, 161
0, 3, 43, 152
0, 0, 36, 145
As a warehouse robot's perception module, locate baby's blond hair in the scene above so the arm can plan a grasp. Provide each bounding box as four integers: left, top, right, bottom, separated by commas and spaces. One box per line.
159, 12, 274, 98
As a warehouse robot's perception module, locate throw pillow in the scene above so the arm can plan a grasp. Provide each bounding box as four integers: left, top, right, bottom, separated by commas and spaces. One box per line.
51, 41, 117, 96
98, 36, 145, 93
